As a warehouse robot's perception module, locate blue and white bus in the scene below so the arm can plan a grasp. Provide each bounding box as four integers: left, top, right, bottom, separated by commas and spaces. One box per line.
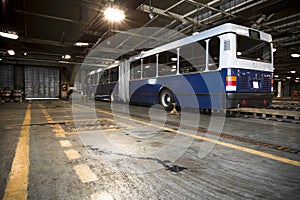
94, 23, 273, 110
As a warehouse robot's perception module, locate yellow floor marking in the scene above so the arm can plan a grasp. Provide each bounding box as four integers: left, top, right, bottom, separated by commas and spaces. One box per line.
59, 140, 73, 147
73, 164, 98, 183
39, 104, 66, 137
91, 192, 114, 200
64, 149, 81, 160
3, 104, 31, 200
50, 117, 133, 134
76, 104, 300, 167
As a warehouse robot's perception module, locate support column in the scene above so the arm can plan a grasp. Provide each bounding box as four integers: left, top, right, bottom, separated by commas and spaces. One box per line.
277, 81, 282, 97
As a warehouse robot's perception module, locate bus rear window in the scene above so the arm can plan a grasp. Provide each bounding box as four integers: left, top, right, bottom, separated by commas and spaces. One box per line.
237, 35, 271, 63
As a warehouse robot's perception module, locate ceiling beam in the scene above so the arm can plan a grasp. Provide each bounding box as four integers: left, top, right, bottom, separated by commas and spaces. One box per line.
20, 37, 73, 47
138, 4, 200, 26
15, 10, 89, 25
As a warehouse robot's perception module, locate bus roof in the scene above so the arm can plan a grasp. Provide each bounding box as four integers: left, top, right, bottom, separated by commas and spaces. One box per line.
128, 23, 272, 62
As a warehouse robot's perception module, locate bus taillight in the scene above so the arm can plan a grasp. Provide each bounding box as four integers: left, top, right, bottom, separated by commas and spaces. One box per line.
271, 78, 274, 92
226, 76, 237, 91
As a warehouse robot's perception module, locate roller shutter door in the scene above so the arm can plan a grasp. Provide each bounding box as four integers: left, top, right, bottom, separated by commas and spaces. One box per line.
24, 66, 60, 98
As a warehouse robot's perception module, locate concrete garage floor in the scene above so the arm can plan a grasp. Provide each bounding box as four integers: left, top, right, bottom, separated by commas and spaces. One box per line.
0, 100, 299, 200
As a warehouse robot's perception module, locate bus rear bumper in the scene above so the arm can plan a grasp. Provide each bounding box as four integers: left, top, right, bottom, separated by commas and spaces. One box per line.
226, 92, 273, 108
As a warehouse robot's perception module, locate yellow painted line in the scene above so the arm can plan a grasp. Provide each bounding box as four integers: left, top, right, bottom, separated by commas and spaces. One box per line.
64, 149, 81, 160
76, 104, 300, 167
91, 192, 114, 200
51, 117, 133, 134
59, 140, 73, 148
39, 104, 66, 138
3, 104, 31, 200
52, 125, 66, 138
73, 164, 98, 183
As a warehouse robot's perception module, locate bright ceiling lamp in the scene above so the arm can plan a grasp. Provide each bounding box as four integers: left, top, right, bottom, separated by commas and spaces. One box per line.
291, 53, 300, 58
0, 31, 18, 40
104, 7, 125, 22
8, 50, 15, 55
74, 42, 89, 47
62, 54, 71, 59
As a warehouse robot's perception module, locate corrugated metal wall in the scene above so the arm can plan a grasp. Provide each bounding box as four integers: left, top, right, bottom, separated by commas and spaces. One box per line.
0, 65, 14, 89
14, 66, 24, 90
24, 66, 60, 98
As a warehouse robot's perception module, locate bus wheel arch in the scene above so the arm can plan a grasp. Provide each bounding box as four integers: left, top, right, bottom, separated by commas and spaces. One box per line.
159, 87, 175, 111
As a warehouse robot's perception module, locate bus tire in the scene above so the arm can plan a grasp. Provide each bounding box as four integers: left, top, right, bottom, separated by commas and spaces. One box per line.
159, 89, 174, 111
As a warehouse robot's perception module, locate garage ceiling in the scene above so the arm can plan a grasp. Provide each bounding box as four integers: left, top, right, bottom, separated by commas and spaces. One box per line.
0, 0, 300, 80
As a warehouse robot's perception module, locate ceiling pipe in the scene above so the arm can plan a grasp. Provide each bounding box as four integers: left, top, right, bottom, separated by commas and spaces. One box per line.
15, 10, 89, 25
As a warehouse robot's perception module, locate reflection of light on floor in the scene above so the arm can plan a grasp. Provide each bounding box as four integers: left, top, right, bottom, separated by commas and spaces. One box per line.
25, 98, 60, 100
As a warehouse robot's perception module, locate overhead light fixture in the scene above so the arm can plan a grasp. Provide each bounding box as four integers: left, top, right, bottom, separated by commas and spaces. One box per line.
149, 0, 155, 19
274, 75, 279, 78
149, 12, 155, 19
0, 31, 18, 40
74, 42, 89, 47
104, 7, 125, 22
287, 76, 291, 79
7, 50, 15, 55
62, 54, 71, 59
0, 58, 2, 61
291, 70, 296, 74
272, 48, 277, 53
291, 53, 300, 58
24, 52, 27, 56
296, 77, 299, 80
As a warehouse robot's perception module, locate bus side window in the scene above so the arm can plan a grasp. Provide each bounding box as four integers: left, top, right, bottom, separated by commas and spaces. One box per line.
99, 69, 109, 84
208, 37, 220, 70
179, 40, 206, 74
130, 60, 142, 80
143, 55, 156, 78
158, 50, 177, 76
109, 66, 119, 82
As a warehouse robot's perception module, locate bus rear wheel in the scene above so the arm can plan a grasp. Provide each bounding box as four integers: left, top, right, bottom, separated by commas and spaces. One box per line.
159, 89, 175, 111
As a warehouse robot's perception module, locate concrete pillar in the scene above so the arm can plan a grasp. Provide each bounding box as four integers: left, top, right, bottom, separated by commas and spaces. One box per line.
277, 81, 282, 97
61, 82, 68, 99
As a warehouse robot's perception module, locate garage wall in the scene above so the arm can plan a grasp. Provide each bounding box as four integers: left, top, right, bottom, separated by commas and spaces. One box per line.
0, 65, 14, 89
24, 66, 60, 98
